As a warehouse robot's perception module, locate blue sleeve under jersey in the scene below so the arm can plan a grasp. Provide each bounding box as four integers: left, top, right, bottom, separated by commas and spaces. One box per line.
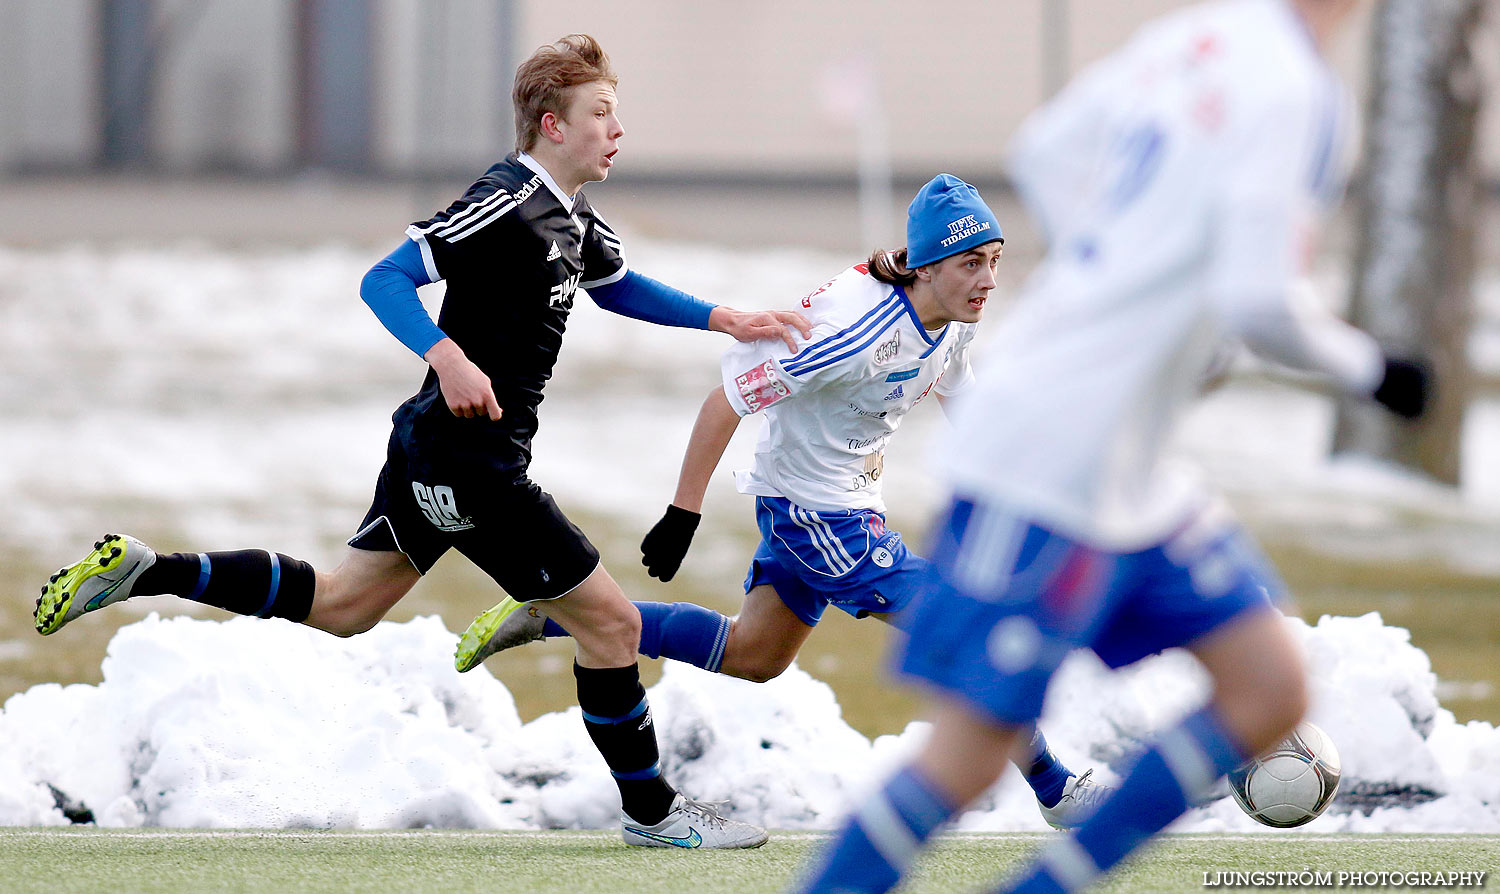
359, 240, 446, 358
587, 271, 716, 330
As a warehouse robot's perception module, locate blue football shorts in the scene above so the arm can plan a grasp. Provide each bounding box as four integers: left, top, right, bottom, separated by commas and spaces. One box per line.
896, 495, 1284, 726
743, 495, 932, 627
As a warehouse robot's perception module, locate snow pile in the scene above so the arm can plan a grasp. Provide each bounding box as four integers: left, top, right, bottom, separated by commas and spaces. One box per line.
1, 611, 1494, 832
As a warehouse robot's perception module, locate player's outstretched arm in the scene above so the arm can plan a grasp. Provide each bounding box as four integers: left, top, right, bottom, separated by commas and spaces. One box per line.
1223, 281, 1431, 421
708, 306, 812, 354
641, 387, 741, 581
424, 338, 502, 421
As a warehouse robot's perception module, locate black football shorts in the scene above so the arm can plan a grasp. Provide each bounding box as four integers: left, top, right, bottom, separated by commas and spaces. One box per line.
349, 445, 600, 602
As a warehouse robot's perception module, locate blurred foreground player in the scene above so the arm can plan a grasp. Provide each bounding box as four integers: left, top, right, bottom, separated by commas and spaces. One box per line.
799, 0, 1429, 890
34, 34, 809, 850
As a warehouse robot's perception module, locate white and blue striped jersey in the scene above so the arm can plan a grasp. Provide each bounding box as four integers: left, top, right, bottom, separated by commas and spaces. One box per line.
940, 0, 1385, 549
721, 264, 977, 513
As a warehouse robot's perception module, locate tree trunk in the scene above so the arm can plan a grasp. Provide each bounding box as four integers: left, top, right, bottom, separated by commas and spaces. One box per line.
1333, 0, 1486, 485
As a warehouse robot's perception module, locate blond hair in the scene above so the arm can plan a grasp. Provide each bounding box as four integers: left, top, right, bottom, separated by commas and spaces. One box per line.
512, 34, 618, 152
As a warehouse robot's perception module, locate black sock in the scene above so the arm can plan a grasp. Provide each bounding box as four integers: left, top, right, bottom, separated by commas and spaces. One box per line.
574, 662, 677, 825
135, 550, 316, 622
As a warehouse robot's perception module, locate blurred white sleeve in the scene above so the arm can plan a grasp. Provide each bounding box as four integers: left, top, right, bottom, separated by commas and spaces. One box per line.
1221, 280, 1384, 394
1209, 90, 1383, 396
1006, 57, 1119, 241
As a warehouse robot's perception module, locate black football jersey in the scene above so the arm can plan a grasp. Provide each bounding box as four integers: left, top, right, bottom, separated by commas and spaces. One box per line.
392, 152, 627, 473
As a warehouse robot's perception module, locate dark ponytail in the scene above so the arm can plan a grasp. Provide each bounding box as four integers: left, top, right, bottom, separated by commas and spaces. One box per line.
867, 247, 918, 286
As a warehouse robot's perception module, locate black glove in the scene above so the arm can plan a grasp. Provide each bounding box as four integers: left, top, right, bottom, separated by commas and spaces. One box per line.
1372, 357, 1431, 420
641, 505, 701, 581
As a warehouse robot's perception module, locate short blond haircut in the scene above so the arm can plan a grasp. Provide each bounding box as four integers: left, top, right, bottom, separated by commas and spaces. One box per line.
512, 34, 618, 152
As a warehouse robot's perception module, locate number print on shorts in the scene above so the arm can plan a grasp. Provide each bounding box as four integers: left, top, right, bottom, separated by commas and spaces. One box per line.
412, 482, 475, 532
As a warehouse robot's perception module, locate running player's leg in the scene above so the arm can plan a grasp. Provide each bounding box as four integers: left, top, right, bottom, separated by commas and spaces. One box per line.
717, 584, 816, 682
798, 499, 1104, 894
34, 453, 449, 637
999, 610, 1300, 894
302, 547, 421, 636
473, 581, 812, 679
875, 610, 1102, 822
992, 519, 1294, 894
34, 533, 419, 637
539, 564, 767, 847
1190, 606, 1307, 753
799, 692, 1021, 894
456, 480, 764, 847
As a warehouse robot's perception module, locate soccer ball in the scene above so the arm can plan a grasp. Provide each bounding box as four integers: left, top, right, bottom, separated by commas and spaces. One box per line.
1228, 721, 1341, 828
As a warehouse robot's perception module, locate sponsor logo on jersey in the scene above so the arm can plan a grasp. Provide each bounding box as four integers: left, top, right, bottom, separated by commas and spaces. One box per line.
549, 272, 581, 308
735, 360, 791, 412
885, 367, 919, 382
512, 176, 542, 205
411, 482, 475, 531
846, 402, 887, 419
940, 214, 992, 249
883, 385, 904, 401
546, 240, 562, 261
871, 546, 894, 568
872, 329, 900, 366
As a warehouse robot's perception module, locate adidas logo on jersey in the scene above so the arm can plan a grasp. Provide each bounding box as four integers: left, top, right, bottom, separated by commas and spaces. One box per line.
545, 241, 562, 261
883, 385, 904, 401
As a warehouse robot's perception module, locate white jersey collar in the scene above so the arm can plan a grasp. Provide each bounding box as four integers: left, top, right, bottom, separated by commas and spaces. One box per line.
517, 152, 576, 212
892, 285, 950, 355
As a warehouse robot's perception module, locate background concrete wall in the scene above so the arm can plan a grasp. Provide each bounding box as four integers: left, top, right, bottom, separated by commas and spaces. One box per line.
0, 0, 1495, 183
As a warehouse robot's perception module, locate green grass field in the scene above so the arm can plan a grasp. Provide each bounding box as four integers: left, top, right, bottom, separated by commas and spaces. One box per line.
3, 829, 1495, 894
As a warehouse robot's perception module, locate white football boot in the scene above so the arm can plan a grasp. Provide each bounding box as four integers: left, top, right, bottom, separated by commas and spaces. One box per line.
35, 534, 157, 635
622, 794, 769, 849
1038, 769, 1115, 830
453, 596, 548, 673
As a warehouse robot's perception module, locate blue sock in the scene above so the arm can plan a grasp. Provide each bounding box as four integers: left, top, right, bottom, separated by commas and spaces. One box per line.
797, 766, 957, 894
539, 602, 733, 673
636, 601, 732, 672
1019, 727, 1074, 807
1002, 706, 1249, 894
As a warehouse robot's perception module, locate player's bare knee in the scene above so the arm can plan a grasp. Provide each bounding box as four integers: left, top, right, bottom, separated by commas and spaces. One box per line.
720, 622, 793, 682
1215, 667, 1307, 752
724, 653, 790, 684
587, 598, 642, 651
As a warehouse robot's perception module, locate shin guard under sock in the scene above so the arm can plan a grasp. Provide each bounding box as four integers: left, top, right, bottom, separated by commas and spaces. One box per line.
137, 550, 316, 622
574, 662, 677, 825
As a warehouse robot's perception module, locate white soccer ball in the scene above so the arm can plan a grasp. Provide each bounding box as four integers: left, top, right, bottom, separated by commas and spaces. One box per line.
1228, 721, 1342, 828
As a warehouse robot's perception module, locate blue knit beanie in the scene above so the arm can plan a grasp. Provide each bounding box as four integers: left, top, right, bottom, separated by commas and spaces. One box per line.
905, 174, 1003, 269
